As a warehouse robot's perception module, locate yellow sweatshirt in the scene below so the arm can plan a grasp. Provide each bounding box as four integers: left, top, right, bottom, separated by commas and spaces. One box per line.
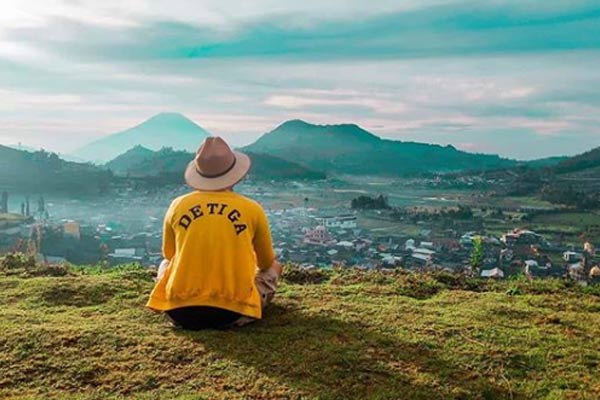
146, 191, 275, 319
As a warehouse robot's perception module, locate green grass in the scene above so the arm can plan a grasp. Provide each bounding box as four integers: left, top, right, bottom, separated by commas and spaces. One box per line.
532, 212, 600, 228
1, 261, 599, 400
357, 215, 423, 236
479, 196, 558, 211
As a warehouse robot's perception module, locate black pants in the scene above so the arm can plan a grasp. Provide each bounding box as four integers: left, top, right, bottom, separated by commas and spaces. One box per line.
166, 306, 243, 330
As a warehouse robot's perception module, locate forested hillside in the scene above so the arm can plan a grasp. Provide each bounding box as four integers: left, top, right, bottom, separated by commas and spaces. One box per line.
0, 145, 112, 195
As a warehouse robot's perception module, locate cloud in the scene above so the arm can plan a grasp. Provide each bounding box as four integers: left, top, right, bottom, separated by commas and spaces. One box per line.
264, 90, 407, 114
0, 0, 599, 158
4, 0, 600, 63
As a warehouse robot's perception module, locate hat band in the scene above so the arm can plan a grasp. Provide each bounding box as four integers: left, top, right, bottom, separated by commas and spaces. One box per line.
195, 156, 237, 178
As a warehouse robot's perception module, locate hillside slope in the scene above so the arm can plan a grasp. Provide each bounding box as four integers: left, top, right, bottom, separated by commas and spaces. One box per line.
553, 146, 600, 174
1, 261, 598, 400
244, 120, 516, 176
105, 145, 155, 172
72, 113, 211, 163
0, 145, 112, 194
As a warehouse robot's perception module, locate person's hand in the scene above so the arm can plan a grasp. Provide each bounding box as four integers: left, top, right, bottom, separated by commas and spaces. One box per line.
156, 259, 170, 282
271, 259, 283, 279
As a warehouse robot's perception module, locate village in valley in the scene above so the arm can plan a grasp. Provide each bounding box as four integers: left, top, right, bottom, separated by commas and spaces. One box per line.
1, 175, 599, 286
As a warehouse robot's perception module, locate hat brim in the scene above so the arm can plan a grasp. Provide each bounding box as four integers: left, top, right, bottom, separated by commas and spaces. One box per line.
184, 151, 251, 191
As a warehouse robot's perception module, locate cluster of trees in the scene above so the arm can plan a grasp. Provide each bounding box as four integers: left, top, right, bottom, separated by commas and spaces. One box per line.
39, 225, 103, 265
553, 147, 600, 174
443, 205, 474, 219
541, 185, 600, 210
351, 195, 391, 210
507, 168, 548, 196
0, 147, 113, 195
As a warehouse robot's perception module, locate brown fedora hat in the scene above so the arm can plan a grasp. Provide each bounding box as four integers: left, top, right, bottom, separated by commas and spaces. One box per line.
184, 137, 251, 191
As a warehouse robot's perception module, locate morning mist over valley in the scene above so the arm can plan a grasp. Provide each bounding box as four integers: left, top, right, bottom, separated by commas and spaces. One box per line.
1, 1, 599, 399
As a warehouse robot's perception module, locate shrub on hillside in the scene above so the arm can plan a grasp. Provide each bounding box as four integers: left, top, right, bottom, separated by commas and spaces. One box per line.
0, 252, 71, 277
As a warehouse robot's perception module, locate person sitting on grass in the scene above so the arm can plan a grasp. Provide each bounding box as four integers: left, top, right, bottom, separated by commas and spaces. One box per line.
147, 137, 282, 330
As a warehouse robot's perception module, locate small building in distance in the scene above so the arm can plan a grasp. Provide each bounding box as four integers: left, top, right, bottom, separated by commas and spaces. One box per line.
480, 267, 505, 279
107, 248, 146, 264
63, 220, 81, 240
563, 251, 583, 263
314, 214, 357, 230
410, 247, 436, 265
303, 225, 336, 246
501, 229, 549, 248
568, 262, 586, 282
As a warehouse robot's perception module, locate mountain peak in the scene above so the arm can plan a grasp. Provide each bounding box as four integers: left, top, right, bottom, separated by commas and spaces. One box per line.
278, 119, 313, 129
146, 112, 191, 123
136, 112, 204, 130
126, 144, 154, 153
268, 119, 381, 144
72, 113, 211, 163
244, 119, 515, 175
277, 119, 365, 132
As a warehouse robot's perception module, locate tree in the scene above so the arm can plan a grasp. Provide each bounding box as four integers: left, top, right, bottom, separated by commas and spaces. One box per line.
351, 195, 391, 210
470, 236, 484, 273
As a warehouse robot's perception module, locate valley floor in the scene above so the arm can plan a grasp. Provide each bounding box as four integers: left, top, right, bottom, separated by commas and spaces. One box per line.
1, 265, 599, 400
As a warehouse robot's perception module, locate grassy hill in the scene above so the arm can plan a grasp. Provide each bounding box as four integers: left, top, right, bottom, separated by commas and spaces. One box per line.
1, 258, 599, 399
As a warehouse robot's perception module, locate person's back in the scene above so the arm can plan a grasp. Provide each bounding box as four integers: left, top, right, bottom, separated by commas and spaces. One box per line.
147, 137, 281, 329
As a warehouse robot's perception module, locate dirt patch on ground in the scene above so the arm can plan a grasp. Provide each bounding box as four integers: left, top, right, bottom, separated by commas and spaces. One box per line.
38, 281, 117, 307
283, 267, 330, 285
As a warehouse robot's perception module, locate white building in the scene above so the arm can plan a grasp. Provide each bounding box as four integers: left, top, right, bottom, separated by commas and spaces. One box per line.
114, 248, 136, 257
460, 232, 477, 246
524, 260, 539, 268
314, 214, 357, 229
563, 251, 583, 262
410, 247, 435, 264
480, 268, 504, 278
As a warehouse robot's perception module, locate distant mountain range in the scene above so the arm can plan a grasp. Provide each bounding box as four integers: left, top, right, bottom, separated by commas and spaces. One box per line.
5, 112, 600, 196
72, 113, 210, 163
243, 119, 517, 176
69, 113, 575, 176
106, 146, 325, 181
0, 142, 324, 196
72, 114, 526, 175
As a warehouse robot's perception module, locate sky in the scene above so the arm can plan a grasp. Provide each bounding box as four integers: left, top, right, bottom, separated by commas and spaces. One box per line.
0, 0, 599, 160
